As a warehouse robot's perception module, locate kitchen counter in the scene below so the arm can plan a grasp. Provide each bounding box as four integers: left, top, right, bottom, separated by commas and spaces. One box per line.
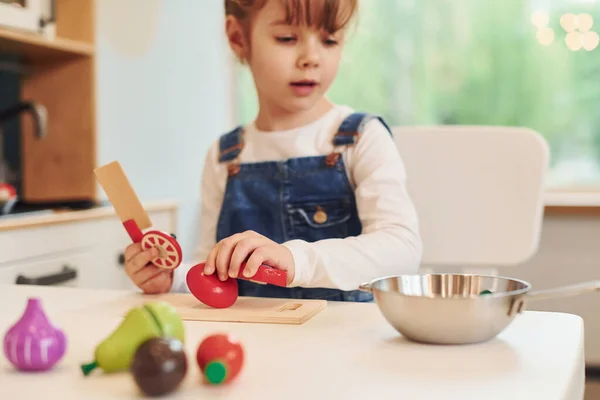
0, 199, 177, 232
0, 284, 585, 400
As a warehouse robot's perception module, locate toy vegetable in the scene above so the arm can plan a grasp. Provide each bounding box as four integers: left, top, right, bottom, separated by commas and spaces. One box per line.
3, 297, 66, 371
80, 302, 184, 376
130, 337, 188, 397
196, 333, 244, 384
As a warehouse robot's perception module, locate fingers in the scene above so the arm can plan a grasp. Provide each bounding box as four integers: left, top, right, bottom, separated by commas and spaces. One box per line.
204, 242, 220, 275
245, 245, 295, 285
123, 243, 171, 294
138, 268, 173, 294
215, 236, 238, 281
125, 246, 159, 276
201, 232, 292, 286
205, 231, 266, 281
204, 233, 244, 276
228, 237, 265, 278
134, 264, 163, 285
124, 243, 143, 264
244, 246, 269, 278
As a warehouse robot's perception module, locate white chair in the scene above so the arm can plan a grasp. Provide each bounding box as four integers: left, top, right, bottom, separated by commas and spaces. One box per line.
392, 125, 550, 271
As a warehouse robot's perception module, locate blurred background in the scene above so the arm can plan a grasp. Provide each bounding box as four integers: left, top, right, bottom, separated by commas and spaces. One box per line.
1, 1, 600, 394
237, 0, 600, 188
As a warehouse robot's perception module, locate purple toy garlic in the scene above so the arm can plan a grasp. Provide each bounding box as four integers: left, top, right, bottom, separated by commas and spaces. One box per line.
3, 297, 67, 371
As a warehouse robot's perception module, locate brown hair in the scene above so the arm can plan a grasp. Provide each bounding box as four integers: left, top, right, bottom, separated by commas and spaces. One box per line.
225, 0, 358, 34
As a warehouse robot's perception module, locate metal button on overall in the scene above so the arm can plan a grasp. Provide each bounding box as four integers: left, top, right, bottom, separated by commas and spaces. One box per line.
313, 206, 328, 224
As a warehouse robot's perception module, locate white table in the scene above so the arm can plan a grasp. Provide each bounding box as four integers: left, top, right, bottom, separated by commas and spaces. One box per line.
0, 284, 585, 399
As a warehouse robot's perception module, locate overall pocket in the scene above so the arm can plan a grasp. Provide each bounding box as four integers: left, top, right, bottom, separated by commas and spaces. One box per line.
287, 199, 353, 242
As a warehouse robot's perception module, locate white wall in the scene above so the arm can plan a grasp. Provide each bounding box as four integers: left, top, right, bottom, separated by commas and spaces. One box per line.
95, 0, 231, 258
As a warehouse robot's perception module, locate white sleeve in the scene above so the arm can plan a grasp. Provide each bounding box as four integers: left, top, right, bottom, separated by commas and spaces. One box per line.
170, 141, 226, 293
283, 120, 423, 290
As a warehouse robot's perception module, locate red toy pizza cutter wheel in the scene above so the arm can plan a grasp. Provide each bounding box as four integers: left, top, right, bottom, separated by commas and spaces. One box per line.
141, 231, 182, 270
94, 161, 183, 270
123, 219, 182, 270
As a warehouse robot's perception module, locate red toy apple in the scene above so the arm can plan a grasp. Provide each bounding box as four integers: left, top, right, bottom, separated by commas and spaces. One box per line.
196, 333, 244, 385
186, 262, 288, 309
186, 263, 238, 309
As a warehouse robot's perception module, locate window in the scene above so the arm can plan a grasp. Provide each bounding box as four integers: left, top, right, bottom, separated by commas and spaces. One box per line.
233, 0, 600, 189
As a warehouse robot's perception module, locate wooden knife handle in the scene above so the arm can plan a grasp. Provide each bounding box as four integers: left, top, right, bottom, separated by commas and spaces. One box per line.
94, 161, 152, 231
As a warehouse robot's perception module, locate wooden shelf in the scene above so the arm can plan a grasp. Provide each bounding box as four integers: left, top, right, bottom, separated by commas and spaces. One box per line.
0, 27, 93, 64
3, 0, 99, 204
0, 200, 178, 232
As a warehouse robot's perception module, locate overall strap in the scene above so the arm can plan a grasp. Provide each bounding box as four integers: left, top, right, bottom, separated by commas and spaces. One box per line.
333, 112, 392, 146
326, 112, 393, 166
218, 126, 244, 175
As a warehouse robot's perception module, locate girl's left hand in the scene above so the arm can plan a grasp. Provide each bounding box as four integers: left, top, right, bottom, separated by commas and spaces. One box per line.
203, 230, 295, 285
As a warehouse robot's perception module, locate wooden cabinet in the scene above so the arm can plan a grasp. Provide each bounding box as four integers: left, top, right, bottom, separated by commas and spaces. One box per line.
0, 201, 177, 290
0, 0, 97, 203
0, 252, 96, 288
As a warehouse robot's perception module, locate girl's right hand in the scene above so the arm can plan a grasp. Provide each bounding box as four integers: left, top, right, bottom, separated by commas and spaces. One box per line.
124, 243, 173, 294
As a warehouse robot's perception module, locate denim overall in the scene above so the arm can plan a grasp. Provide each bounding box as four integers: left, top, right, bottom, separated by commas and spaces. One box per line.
216, 112, 393, 302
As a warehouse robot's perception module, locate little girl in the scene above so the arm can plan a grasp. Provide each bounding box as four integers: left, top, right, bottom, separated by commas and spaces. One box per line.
124, 0, 423, 302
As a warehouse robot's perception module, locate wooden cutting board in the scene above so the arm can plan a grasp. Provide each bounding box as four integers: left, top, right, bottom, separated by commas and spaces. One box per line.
121, 293, 327, 325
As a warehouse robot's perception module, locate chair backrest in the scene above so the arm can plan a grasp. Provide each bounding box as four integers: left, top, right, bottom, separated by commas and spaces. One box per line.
392, 125, 549, 267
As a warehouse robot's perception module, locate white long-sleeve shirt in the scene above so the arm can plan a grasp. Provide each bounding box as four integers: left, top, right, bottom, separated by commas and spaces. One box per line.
171, 104, 422, 293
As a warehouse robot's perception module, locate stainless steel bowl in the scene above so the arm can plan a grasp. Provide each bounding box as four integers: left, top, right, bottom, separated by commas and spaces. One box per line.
359, 273, 600, 345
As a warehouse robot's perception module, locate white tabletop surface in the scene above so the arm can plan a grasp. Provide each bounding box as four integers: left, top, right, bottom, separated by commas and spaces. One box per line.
0, 284, 585, 400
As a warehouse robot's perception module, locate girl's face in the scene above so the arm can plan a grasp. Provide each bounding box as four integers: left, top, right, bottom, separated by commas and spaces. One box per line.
227, 0, 348, 117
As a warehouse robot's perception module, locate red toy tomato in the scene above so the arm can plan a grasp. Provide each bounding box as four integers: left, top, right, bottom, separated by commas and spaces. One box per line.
186, 263, 238, 309
196, 333, 244, 384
